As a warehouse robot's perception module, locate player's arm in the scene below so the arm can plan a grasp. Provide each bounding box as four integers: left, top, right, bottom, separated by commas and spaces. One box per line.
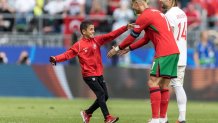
96, 24, 135, 46
193, 43, 201, 67
49, 43, 79, 65
118, 14, 151, 50
193, 50, 200, 67
118, 35, 149, 56
107, 15, 150, 58
129, 35, 149, 50
118, 26, 143, 50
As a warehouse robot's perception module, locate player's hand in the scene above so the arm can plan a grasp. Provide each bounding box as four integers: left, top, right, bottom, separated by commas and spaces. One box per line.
127, 23, 136, 29
49, 56, 56, 66
107, 46, 118, 58
118, 47, 130, 56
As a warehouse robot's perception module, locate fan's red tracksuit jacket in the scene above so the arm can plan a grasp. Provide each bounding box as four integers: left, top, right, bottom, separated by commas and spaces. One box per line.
55, 26, 127, 77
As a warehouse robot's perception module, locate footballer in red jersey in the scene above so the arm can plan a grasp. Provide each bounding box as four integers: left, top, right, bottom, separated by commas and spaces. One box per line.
107, 0, 180, 123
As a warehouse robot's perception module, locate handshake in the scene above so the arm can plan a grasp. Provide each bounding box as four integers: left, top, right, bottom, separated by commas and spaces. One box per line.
107, 23, 137, 58
107, 46, 130, 58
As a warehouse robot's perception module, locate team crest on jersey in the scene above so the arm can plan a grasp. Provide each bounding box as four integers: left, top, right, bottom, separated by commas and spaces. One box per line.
93, 44, 97, 49
82, 48, 88, 53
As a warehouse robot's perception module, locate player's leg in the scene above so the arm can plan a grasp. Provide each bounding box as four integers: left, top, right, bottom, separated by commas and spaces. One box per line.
158, 54, 179, 123
83, 76, 109, 119
159, 79, 170, 123
171, 66, 187, 122
84, 76, 109, 114
83, 76, 118, 123
99, 76, 109, 101
148, 75, 162, 123
98, 76, 119, 123
149, 58, 165, 123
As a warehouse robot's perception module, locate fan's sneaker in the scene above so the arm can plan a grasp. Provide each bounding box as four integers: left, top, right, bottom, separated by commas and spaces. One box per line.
104, 114, 119, 123
80, 111, 92, 123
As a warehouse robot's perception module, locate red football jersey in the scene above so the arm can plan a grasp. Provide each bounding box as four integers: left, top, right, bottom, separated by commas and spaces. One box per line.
119, 8, 179, 58
55, 26, 127, 77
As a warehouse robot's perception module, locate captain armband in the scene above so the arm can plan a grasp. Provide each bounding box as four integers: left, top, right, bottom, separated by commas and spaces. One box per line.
130, 30, 140, 38
129, 46, 133, 51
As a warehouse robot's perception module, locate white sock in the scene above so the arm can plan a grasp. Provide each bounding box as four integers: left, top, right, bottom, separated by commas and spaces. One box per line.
174, 86, 187, 121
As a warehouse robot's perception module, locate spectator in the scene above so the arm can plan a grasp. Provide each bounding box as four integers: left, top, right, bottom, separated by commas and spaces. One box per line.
192, 0, 218, 28
14, 0, 35, 14
85, 0, 93, 14
14, 0, 35, 32
28, 0, 45, 32
204, 0, 218, 28
0, 51, 8, 64
85, 0, 106, 15
89, 0, 106, 32
194, 30, 216, 68
63, 0, 86, 17
17, 50, 30, 65
43, 0, 65, 33
44, 0, 65, 15
205, 0, 217, 17
107, 0, 120, 15
34, 0, 44, 17
184, 2, 201, 31
0, 0, 15, 31
112, 0, 134, 29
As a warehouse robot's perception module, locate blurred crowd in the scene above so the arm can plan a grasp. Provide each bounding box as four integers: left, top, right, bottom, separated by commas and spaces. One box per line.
0, 0, 217, 33
0, 50, 30, 65
0, 0, 217, 68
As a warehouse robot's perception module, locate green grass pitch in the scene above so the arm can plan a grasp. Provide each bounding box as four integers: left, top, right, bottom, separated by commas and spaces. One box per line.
0, 98, 217, 123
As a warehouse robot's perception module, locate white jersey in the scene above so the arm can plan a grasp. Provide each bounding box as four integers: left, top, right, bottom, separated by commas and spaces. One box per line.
165, 7, 187, 66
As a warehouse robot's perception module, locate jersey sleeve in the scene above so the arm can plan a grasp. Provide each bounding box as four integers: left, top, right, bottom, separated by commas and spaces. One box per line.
129, 34, 149, 50
119, 12, 151, 49
55, 42, 80, 62
95, 26, 127, 46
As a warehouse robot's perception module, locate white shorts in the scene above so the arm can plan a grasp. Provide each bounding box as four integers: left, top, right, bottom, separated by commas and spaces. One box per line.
170, 66, 186, 87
